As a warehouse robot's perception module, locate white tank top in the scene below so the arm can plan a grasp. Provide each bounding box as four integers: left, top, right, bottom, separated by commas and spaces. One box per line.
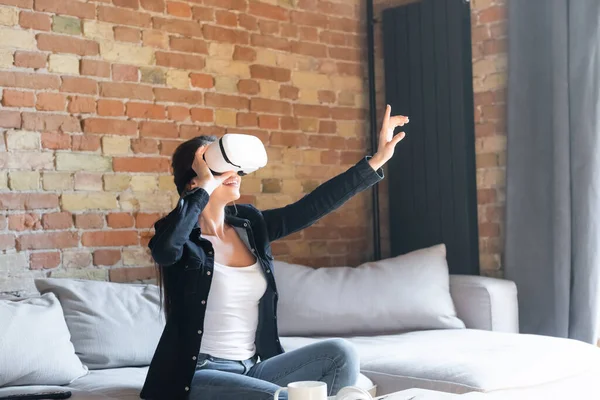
199, 258, 268, 360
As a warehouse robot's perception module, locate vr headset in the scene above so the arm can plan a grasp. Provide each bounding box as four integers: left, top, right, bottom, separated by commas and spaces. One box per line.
203, 133, 268, 176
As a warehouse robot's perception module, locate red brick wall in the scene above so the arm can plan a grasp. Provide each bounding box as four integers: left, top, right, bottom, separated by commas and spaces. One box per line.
471, 0, 507, 277
0, 0, 508, 294
0, 0, 374, 293
374, 0, 507, 277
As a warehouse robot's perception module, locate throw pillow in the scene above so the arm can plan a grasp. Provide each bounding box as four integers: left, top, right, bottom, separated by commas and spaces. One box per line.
274, 244, 465, 336
35, 278, 164, 370
0, 293, 88, 386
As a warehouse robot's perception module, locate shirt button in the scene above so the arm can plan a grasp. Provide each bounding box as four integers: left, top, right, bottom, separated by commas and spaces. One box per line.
185, 387, 190, 392
243, 223, 248, 227
266, 269, 271, 274
184, 265, 188, 269
206, 271, 211, 276
198, 330, 202, 334
251, 249, 256, 253
207, 251, 213, 256
201, 300, 206, 305
192, 356, 197, 360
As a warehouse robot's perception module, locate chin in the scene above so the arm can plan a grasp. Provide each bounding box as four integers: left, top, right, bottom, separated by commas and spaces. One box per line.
213, 184, 241, 204
225, 185, 240, 195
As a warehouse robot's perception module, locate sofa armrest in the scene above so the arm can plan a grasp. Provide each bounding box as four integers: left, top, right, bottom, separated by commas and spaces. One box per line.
449, 275, 519, 333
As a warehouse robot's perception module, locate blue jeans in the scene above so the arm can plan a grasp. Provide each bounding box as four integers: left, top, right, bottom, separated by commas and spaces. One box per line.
188, 339, 360, 400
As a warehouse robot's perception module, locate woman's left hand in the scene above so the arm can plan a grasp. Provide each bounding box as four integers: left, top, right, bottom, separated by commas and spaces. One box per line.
368, 104, 409, 171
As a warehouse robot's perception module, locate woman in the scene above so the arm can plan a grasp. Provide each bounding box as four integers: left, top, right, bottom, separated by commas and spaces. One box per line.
140, 105, 408, 400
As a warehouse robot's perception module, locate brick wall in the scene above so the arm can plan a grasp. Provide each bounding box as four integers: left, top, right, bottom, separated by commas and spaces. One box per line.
0, 0, 374, 294
374, 0, 508, 277
471, 0, 507, 277
0, 0, 508, 294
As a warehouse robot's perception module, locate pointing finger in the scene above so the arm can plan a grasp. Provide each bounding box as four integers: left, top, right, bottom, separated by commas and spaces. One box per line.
384, 104, 392, 121
382, 104, 391, 130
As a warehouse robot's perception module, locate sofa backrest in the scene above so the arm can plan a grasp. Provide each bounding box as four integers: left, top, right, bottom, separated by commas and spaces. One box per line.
6, 244, 508, 373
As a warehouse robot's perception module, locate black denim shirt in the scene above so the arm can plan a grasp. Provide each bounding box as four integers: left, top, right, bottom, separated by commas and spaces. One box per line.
140, 157, 384, 400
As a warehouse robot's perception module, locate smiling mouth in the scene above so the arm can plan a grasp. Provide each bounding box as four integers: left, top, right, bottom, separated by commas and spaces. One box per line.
223, 180, 240, 187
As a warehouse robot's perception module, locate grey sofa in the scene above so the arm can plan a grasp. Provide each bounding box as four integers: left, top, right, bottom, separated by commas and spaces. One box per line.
2, 257, 600, 399
1, 274, 516, 400
272, 254, 600, 400
280, 274, 600, 398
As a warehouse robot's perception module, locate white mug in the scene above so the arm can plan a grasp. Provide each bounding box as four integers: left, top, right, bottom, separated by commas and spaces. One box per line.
274, 381, 328, 400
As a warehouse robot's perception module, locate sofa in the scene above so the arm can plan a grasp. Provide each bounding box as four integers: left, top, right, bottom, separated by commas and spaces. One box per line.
1, 245, 600, 400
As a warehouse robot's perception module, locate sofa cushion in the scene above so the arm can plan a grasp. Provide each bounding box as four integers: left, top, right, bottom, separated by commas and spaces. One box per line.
68, 367, 148, 400
35, 278, 164, 370
280, 329, 600, 395
67, 367, 377, 399
274, 244, 465, 336
0, 293, 88, 387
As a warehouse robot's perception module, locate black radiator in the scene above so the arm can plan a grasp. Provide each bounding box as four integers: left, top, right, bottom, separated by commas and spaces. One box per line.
381, 0, 479, 275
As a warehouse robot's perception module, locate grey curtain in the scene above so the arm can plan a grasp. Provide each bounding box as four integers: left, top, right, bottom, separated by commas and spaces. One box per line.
506, 0, 600, 343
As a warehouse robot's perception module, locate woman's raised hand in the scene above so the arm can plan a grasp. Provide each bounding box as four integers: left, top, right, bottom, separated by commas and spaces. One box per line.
192, 146, 237, 194
368, 104, 409, 171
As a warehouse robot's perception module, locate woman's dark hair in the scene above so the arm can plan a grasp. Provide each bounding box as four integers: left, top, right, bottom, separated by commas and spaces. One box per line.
172, 135, 217, 195
157, 135, 216, 320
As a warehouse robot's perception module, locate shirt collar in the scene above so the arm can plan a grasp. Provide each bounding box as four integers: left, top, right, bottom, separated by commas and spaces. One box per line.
191, 208, 248, 232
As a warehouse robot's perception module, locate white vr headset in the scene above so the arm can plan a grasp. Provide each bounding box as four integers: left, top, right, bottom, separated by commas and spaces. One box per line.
203, 133, 268, 176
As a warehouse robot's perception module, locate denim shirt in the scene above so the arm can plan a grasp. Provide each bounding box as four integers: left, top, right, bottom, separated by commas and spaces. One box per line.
140, 157, 384, 400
